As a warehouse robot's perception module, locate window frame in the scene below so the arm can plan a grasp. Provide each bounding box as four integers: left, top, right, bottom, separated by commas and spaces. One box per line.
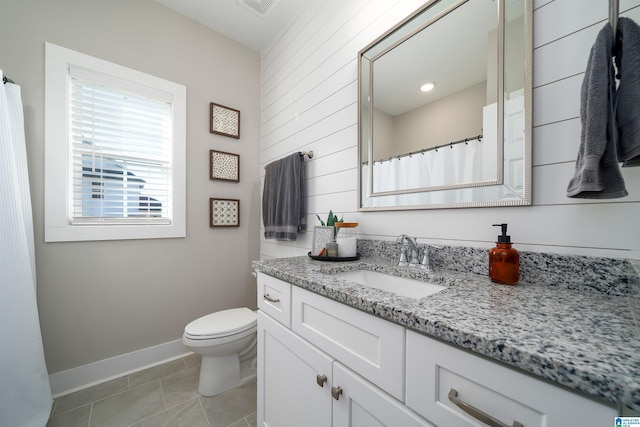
45, 42, 186, 242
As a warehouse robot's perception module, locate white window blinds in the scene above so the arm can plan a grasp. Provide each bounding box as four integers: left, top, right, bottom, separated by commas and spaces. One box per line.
69, 67, 173, 225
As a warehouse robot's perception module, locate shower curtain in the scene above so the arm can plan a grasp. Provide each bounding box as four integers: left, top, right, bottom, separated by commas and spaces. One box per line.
0, 71, 52, 426
372, 138, 482, 193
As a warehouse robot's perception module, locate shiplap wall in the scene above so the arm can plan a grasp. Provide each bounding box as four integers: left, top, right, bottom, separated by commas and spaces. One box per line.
260, 0, 640, 260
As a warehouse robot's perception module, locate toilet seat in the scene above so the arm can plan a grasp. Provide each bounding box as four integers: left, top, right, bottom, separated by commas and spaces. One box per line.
184, 307, 256, 340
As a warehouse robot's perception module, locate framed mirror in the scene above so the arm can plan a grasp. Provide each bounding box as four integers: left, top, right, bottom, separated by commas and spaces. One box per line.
358, 0, 532, 210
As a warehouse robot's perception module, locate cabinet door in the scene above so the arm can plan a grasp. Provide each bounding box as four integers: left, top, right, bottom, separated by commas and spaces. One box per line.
332, 362, 434, 427
258, 311, 333, 427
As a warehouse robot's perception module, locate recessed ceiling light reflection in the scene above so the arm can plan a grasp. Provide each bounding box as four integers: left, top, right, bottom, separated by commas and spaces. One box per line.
420, 82, 435, 92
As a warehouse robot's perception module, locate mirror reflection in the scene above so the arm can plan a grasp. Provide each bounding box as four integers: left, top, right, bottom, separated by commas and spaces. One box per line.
358, 0, 531, 210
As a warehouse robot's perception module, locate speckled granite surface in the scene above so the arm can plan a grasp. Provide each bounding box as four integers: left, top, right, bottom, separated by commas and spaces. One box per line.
252, 251, 640, 412
358, 240, 632, 295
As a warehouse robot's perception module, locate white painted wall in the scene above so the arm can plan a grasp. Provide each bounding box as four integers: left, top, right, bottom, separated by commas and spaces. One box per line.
260, 0, 640, 260
0, 0, 261, 376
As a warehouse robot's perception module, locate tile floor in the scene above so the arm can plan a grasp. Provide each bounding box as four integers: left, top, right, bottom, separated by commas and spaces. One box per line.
47, 354, 257, 427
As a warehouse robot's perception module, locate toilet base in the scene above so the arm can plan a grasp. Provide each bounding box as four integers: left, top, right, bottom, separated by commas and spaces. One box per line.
198, 354, 239, 396
197, 354, 257, 396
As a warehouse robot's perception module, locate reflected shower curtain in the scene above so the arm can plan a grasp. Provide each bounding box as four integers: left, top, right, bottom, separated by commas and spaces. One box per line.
0, 71, 52, 426
372, 139, 482, 196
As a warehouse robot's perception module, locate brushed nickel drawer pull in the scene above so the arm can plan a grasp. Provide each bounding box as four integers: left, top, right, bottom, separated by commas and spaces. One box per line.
448, 388, 524, 427
263, 293, 280, 303
316, 374, 327, 387
331, 386, 343, 400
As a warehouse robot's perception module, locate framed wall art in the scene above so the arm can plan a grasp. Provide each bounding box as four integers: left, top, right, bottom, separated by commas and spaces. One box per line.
210, 198, 240, 227
210, 102, 240, 139
210, 150, 240, 182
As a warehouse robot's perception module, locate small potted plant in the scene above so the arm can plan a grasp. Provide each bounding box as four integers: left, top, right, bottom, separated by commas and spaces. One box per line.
315, 210, 343, 257
316, 210, 343, 238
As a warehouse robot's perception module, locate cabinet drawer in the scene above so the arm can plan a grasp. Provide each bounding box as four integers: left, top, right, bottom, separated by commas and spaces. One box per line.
405, 331, 617, 427
257, 273, 291, 328
292, 286, 405, 401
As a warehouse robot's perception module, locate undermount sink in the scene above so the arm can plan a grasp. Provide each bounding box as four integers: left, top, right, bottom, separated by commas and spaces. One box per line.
331, 270, 445, 299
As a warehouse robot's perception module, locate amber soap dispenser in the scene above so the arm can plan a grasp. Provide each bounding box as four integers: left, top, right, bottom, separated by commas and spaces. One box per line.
489, 223, 519, 285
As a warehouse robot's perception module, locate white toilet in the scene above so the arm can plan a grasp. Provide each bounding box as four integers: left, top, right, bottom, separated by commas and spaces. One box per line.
182, 307, 257, 396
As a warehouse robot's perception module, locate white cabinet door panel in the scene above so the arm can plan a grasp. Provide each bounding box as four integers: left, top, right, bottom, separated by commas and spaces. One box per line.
332, 362, 433, 427
258, 311, 333, 427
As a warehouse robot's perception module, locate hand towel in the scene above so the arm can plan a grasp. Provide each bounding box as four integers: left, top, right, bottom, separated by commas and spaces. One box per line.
262, 160, 279, 239
262, 153, 306, 241
615, 17, 640, 167
567, 24, 628, 199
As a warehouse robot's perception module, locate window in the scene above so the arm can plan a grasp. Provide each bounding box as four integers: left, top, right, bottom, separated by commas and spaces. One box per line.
45, 43, 186, 242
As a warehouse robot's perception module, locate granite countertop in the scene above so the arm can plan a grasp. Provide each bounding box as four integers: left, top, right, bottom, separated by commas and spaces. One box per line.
252, 255, 640, 412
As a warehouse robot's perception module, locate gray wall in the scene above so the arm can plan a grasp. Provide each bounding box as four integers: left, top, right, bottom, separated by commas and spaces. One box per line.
0, 0, 261, 374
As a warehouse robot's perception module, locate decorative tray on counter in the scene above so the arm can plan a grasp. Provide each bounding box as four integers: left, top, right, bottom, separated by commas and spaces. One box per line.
307, 252, 360, 262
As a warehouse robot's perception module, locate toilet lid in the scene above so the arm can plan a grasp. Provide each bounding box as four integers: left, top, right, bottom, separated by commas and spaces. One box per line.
184, 307, 256, 339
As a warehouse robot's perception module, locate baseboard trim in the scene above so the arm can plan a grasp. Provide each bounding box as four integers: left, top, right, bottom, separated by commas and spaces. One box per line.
49, 339, 191, 398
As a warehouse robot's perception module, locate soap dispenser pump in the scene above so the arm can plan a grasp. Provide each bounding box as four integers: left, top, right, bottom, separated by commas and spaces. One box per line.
489, 223, 519, 285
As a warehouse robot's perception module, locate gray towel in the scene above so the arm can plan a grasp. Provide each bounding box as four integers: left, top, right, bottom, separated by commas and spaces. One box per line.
615, 17, 640, 167
262, 153, 306, 241
567, 24, 628, 199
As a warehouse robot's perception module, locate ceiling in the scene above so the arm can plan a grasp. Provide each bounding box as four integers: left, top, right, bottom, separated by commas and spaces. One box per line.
154, 0, 312, 52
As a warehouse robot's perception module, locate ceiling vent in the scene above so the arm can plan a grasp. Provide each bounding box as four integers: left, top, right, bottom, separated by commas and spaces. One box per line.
237, 0, 281, 18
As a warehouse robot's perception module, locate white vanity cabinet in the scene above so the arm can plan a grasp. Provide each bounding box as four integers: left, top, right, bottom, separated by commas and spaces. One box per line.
257, 272, 618, 427
257, 273, 431, 427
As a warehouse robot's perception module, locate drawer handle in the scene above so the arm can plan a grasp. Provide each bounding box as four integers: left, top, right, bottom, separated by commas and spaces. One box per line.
448, 388, 524, 427
316, 374, 327, 387
263, 293, 280, 303
331, 386, 343, 400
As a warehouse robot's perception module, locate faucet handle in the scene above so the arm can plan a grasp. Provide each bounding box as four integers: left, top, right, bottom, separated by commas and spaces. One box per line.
408, 248, 420, 265
419, 245, 444, 271
398, 247, 409, 267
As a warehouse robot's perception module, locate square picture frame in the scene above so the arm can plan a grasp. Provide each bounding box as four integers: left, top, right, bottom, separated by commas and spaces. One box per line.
210, 198, 240, 227
210, 102, 240, 139
312, 226, 335, 256
210, 150, 240, 182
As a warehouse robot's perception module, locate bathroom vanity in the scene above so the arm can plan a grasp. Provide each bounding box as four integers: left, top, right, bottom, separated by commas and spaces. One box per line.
253, 254, 639, 427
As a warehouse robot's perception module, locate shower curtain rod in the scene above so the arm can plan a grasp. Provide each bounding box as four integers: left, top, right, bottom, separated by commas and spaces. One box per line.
299, 150, 314, 159
363, 133, 483, 165
2, 75, 14, 84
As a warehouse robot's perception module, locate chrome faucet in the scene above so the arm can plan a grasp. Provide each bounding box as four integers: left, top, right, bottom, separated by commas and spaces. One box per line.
397, 234, 443, 270
396, 234, 420, 266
